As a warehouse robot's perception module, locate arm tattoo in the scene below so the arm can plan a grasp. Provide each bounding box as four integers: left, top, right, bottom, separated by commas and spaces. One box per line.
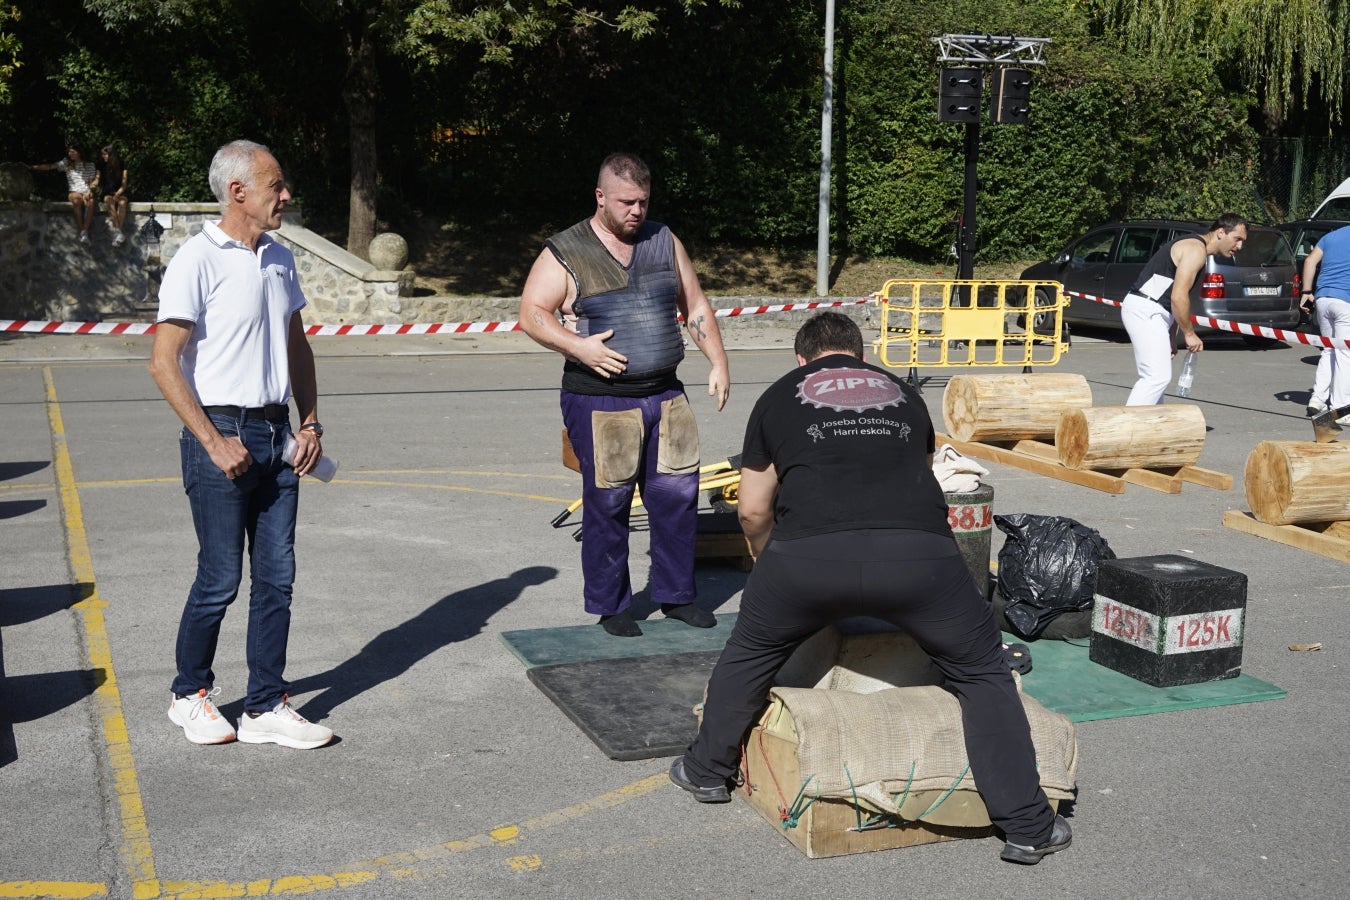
688, 314, 707, 343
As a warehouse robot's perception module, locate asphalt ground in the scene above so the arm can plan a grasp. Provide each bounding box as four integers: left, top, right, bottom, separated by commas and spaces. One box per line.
1, 316, 1347, 899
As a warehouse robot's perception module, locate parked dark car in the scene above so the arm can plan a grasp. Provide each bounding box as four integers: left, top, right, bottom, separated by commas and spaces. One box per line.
1018, 220, 1301, 338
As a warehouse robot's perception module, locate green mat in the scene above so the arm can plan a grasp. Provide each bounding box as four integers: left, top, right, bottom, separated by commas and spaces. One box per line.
1010, 636, 1285, 722
501, 618, 1284, 725
499, 613, 739, 668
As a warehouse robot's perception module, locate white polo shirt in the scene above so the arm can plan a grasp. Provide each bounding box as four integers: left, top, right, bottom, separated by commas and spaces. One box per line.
156, 221, 307, 407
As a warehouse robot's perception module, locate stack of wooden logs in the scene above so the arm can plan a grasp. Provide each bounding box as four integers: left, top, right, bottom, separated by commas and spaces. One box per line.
942, 373, 1207, 472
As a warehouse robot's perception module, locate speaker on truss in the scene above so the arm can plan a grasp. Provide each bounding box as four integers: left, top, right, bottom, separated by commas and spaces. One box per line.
937, 67, 982, 123
993, 68, 1032, 124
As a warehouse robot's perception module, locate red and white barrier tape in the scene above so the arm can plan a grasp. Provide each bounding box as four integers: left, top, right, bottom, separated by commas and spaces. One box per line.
0, 320, 158, 335
0, 298, 871, 338
709, 298, 871, 318
1062, 289, 1350, 350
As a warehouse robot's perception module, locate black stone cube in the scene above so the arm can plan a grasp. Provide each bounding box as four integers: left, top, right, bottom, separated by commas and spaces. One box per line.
1089, 555, 1246, 687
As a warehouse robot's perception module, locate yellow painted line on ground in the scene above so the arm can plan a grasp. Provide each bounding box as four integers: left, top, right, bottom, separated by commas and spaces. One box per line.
0, 482, 54, 495
356, 772, 669, 869
355, 469, 574, 481
41, 367, 159, 899
0, 883, 107, 899
109, 773, 671, 898
323, 478, 571, 504
10, 381, 638, 896
23, 475, 573, 506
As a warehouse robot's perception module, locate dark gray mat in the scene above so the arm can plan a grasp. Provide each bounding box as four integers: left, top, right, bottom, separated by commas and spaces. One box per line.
525, 649, 721, 760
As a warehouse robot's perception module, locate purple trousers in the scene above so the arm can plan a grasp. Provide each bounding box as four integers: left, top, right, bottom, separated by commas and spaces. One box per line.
560, 387, 698, 616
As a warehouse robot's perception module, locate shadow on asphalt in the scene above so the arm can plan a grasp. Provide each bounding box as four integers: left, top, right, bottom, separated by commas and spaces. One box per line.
273, 565, 559, 723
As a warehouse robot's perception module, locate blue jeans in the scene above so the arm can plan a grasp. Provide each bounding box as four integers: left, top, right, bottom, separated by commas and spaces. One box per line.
170, 413, 299, 711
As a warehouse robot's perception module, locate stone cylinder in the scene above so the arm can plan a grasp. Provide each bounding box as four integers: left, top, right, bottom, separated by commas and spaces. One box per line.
945, 482, 995, 598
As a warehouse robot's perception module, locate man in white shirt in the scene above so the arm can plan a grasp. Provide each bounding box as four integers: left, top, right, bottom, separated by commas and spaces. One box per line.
149, 139, 333, 750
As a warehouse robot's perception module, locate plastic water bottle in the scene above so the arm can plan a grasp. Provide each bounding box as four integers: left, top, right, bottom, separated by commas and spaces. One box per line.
282, 435, 339, 482
1176, 351, 1197, 398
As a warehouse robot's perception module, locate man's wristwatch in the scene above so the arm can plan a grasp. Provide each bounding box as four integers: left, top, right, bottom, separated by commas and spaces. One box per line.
299, 422, 324, 437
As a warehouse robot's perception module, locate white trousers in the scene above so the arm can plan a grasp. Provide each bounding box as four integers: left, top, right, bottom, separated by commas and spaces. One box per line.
1311, 345, 1331, 407
1315, 296, 1350, 409
1123, 293, 1175, 405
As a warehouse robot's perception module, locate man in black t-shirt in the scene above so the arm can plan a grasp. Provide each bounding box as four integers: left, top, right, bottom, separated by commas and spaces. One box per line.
668, 312, 1071, 865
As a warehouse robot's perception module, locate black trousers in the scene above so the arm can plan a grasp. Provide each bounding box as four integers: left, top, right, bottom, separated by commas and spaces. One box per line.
682, 529, 1056, 845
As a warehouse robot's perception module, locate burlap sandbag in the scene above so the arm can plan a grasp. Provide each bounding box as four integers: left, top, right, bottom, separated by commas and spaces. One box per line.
760, 681, 1078, 827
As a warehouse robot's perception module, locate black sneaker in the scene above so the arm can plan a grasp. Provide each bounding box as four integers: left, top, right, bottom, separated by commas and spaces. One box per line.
668, 756, 731, 803
1001, 814, 1072, 864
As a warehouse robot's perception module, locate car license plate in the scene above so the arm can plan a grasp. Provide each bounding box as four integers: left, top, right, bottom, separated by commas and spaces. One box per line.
1244, 286, 1280, 296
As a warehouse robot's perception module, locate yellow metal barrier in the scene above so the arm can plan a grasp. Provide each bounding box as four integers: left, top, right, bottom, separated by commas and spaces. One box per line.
872, 279, 1068, 373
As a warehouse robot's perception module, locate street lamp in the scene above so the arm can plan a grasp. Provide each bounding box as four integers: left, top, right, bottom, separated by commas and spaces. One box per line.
139, 205, 167, 313
138, 205, 165, 247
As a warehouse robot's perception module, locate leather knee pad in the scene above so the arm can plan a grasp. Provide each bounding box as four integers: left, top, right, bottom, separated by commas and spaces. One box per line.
657, 394, 701, 475
591, 407, 644, 488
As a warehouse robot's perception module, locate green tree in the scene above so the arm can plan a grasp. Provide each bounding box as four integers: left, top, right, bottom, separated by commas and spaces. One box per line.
84, 0, 740, 258
836, 0, 1263, 261
0, 5, 19, 106
1073, 0, 1350, 131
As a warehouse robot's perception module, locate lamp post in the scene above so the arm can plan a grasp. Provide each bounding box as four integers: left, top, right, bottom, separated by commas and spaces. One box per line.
139, 206, 166, 312
815, 0, 836, 297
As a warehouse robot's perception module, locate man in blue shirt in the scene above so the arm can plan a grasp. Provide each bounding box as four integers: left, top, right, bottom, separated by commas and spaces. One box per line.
1301, 225, 1350, 424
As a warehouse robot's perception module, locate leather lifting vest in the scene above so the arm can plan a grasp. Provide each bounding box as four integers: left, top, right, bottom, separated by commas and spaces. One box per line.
546, 219, 684, 395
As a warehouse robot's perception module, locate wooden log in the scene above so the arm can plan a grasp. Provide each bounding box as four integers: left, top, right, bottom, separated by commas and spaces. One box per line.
942, 373, 1092, 442
1056, 405, 1206, 470
1244, 440, 1350, 525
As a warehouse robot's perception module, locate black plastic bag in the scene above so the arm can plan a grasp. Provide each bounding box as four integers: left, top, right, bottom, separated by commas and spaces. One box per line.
994, 513, 1115, 640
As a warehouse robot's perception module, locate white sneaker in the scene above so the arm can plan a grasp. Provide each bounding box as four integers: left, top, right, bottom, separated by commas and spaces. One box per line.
112, 232, 125, 246
168, 687, 236, 745
78, 231, 90, 244
236, 695, 333, 749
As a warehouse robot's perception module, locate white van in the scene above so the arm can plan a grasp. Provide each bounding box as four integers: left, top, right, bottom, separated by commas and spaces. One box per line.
1312, 177, 1350, 219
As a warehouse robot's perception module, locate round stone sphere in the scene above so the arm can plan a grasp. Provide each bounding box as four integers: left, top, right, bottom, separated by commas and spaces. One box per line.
0, 162, 35, 201
368, 232, 409, 271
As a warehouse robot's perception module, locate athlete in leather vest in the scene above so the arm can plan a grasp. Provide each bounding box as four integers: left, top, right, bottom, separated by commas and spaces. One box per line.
520, 152, 730, 636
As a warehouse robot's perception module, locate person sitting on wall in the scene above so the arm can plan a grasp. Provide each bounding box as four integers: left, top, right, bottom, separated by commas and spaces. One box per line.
98, 144, 130, 246
27, 141, 99, 244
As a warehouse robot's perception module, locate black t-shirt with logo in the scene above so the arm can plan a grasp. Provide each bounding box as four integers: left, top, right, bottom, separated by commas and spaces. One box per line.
742, 354, 951, 542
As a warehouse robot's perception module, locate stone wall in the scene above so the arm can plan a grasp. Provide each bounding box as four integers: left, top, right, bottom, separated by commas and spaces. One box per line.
0, 201, 153, 322
0, 199, 874, 332
0, 201, 418, 325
